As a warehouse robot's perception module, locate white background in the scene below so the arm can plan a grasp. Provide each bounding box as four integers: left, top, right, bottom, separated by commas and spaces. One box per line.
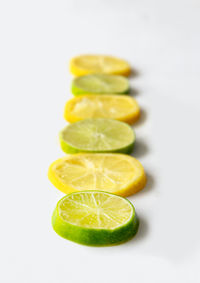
0, 0, 200, 282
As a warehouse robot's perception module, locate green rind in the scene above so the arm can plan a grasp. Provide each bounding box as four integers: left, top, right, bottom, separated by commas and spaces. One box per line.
59, 132, 135, 155
71, 84, 130, 96
52, 192, 139, 246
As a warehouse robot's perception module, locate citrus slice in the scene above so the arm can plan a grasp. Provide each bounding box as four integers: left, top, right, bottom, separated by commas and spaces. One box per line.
59, 118, 135, 154
71, 74, 129, 95
69, 55, 131, 77
52, 191, 139, 246
48, 153, 147, 196
64, 95, 140, 124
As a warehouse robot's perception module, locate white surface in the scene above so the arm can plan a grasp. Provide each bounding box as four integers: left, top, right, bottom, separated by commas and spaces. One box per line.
0, 0, 200, 282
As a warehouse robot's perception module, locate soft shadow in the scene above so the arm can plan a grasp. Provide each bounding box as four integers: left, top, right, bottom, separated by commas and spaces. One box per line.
125, 216, 149, 246
145, 173, 155, 191
132, 138, 149, 158
138, 172, 155, 196
129, 87, 140, 97
129, 67, 140, 78
135, 217, 148, 242
134, 108, 147, 127
144, 172, 156, 193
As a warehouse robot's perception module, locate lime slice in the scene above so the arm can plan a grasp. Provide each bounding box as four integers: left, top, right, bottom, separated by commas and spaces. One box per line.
48, 154, 147, 196
64, 95, 140, 124
71, 74, 129, 95
59, 118, 135, 154
52, 191, 139, 246
69, 55, 131, 77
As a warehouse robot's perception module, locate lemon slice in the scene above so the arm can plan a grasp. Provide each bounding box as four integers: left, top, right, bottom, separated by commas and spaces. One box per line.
70, 55, 131, 77
59, 118, 135, 154
48, 153, 147, 197
64, 95, 140, 124
52, 191, 139, 246
71, 74, 129, 95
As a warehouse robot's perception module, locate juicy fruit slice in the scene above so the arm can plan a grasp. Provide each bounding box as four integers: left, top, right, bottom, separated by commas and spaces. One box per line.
64, 95, 140, 124
70, 55, 131, 77
52, 191, 139, 246
48, 154, 147, 196
59, 118, 135, 154
71, 74, 129, 95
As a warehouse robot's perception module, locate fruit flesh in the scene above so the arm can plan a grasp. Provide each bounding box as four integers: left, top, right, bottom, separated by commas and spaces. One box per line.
64, 95, 140, 124
59, 118, 135, 154
48, 154, 147, 197
58, 191, 133, 229
71, 74, 130, 95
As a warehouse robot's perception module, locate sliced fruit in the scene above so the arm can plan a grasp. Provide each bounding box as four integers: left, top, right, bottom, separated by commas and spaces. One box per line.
64, 95, 140, 124
52, 191, 139, 246
48, 153, 147, 196
59, 118, 135, 154
71, 74, 129, 95
69, 55, 131, 77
